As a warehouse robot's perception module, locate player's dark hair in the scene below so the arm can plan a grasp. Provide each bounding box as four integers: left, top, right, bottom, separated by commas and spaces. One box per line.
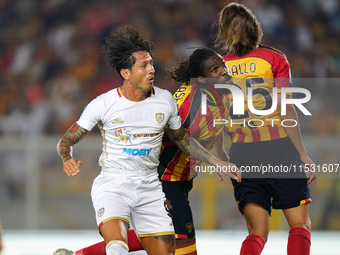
167, 47, 218, 82
103, 26, 154, 79
213, 3, 263, 56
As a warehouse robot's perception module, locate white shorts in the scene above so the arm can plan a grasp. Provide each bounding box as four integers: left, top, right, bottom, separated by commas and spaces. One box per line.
91, 169, 174, 238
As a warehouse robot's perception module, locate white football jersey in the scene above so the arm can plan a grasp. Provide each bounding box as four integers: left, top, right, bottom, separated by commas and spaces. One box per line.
77, 86, 181, 172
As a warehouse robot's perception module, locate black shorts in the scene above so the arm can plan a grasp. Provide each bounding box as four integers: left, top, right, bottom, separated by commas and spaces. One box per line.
161, 179, 195, 239
229, 137, 311, 215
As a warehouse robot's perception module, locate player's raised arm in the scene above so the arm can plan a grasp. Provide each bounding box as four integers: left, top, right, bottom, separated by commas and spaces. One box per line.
57, 123, 88, 177
165, 126, 241, 182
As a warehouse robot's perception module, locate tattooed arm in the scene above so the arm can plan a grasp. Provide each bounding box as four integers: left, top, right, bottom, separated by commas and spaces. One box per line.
165, 126, 241, 182
57, 123, 88, 176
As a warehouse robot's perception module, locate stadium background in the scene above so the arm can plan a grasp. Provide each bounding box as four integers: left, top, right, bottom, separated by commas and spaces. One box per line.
0, 0, 339, 252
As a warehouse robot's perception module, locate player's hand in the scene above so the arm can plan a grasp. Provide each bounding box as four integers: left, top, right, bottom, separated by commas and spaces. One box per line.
300, 154, 317, 186
217, 162, 241, 182
216, 171, 225, 181
63, 158, 82, 176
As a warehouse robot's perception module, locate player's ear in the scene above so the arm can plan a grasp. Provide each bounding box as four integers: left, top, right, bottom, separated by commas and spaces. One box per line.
120, 69, 131, 80
197, 76, 206, 84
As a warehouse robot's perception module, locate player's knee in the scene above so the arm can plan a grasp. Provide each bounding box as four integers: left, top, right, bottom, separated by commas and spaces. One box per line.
106, 240, 129, 255
306, 218, 312, 231
289, 218, 312, 232
248, 225, 269, 243
259, 234, 268, 244
249, 230, 268, 243
304, 218, 312, 231
302, 220, 312, 231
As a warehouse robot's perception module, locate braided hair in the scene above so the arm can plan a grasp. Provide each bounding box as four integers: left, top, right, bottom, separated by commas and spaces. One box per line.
167, 47, 219, 82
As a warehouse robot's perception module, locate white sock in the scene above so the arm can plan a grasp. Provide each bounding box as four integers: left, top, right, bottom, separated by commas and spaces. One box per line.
106, 240, 129, 255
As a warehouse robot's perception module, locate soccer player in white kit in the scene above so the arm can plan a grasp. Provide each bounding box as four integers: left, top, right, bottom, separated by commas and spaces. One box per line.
57, 26, 241, 255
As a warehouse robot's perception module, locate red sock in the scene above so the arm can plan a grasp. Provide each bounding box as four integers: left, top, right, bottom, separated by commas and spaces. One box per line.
75, 241, 105, 255
74, 229, 144, 255
287, 227, 311, 255
240, 234, 265, 255
127, 229, 144, 251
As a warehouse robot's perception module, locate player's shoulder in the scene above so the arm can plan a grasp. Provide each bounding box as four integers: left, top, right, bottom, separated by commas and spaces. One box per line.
174, 82, 191, 97
90, 88, 119, 107
222, 50, 236, 61
97, 88, 119, 100
257, 44, 287, 59
153, 86, 175, 102
223, 44, 287, 61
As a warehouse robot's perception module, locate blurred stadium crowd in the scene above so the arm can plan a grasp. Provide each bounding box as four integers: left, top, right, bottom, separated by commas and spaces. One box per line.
0, 0, 340, 232
0, 0, 339, 136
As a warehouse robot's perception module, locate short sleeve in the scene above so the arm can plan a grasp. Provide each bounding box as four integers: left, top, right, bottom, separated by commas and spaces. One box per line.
76, 97, 105, 131
165, 91, 182, 130
275, 55, 292, 92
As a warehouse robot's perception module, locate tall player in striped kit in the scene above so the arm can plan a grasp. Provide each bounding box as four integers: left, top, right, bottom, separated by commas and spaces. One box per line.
214, 3, 317, 255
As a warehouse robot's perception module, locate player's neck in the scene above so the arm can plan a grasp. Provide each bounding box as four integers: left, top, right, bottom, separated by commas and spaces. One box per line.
120, 83, 152, 102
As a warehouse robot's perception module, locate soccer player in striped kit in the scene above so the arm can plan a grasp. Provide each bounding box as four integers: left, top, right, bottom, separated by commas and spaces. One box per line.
214, 3, 317, 255
159, 47, 232, 254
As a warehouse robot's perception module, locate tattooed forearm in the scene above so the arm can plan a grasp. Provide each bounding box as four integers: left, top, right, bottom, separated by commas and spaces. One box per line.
166, 127, 214, 165
57, 123, 88, 164
57, 137, 72, 163
154, 234, 175, 247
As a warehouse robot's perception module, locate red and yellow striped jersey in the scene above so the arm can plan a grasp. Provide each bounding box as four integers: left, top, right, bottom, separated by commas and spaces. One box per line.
223, 44, 291, 143
158, 82, 230, 181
